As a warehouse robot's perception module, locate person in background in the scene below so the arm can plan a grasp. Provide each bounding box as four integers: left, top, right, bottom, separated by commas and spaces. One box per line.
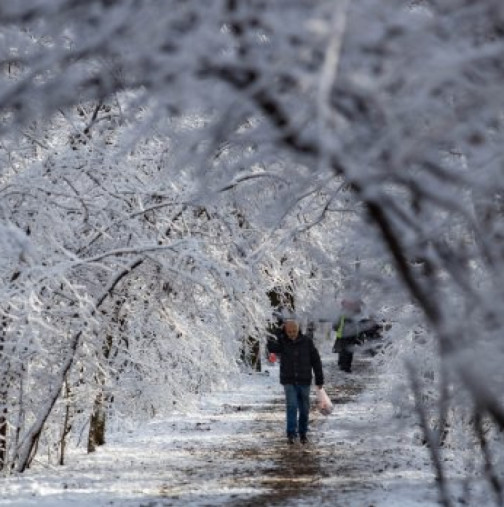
267, 319, 324, 445
332, 299, 382, 373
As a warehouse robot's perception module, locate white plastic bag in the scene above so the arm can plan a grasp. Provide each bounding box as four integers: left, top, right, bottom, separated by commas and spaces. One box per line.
316, 387, 333, 415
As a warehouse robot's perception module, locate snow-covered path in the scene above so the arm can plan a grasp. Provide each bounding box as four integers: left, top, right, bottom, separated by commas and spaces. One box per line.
1, 353, 440, 506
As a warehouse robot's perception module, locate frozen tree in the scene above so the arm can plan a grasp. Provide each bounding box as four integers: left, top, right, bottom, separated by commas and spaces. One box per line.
0, 101, 293, 471
2, 1, 504, 504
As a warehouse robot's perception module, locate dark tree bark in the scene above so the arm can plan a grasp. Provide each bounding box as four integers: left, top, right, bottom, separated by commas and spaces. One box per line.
87, 391, 106, 453
58, 380, 73, 466
0, 309, 11, 471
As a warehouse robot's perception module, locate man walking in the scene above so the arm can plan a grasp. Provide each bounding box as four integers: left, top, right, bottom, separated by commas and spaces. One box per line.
267, 319, 324, 444
332, 299, 382, 373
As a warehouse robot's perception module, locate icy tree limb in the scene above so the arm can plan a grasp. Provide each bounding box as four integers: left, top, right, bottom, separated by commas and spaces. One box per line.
474, 412, 503, 506
459, 367, 504, 432
407, 361, 453, 507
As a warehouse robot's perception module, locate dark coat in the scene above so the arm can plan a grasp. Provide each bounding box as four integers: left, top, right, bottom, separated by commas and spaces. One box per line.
332, 316, 382, 353
267, 331, 324, 386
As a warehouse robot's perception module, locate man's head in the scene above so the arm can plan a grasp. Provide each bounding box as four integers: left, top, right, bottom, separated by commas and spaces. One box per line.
284, 320, 299, 340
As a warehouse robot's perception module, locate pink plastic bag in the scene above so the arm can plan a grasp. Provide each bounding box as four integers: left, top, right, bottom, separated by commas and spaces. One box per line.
316, 387, 333, 415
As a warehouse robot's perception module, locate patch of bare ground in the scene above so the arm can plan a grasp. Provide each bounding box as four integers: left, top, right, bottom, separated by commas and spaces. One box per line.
219, 356, 376, 506
149, 354, 390, 507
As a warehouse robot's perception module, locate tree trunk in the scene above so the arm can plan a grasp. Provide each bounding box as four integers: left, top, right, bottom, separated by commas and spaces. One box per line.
474, 412, 503, 506
87, 331, 117, 453
240, 337, 261, 372
0, 408, 6, 471
58, 380, 73, 466
87, 391, 106, 453
0, 312, 10, 471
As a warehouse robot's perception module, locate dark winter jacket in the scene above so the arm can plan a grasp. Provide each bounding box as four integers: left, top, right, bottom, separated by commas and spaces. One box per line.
332, 315, 382, 353
267, 331, 324, 386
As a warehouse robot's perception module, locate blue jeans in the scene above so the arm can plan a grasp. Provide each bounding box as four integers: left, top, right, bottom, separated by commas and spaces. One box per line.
283, 384, 311, 437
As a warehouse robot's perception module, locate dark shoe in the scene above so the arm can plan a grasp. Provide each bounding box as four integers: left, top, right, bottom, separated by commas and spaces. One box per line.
300, 434, 308, 444
287, 434, 296, 445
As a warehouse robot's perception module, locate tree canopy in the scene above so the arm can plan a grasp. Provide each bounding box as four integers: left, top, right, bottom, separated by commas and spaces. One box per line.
1, 1, 504, 502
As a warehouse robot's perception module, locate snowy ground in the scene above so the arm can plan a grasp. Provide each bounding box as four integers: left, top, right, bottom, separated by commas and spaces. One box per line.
1, 345, 446, 506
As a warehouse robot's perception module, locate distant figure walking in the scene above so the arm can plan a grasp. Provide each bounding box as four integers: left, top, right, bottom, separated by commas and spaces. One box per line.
267, 319, 324, 445
332, 299, 382, 373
